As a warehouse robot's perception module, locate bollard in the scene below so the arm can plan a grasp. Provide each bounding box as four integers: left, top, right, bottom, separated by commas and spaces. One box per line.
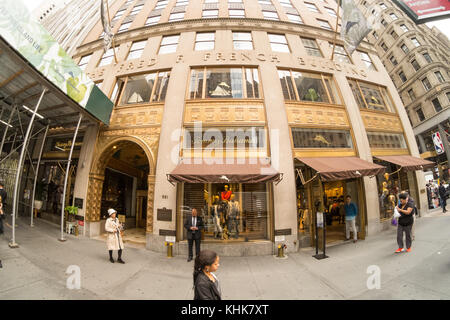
277, 244, 285, 258
165, 242, 174, 258
75, 224, 79, 236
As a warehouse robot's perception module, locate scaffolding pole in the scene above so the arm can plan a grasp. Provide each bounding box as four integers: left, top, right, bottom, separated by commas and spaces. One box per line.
10, 88, 47, 248
30, 124, 49, 227
0, 104, 17, 158
59, 114, 82, 242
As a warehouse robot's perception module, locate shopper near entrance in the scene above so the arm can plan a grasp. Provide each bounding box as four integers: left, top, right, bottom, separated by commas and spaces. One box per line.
395, 193, 414, 253
105, 208, 125, 264
438, 182, 447, 213
184, 208, 204, 262
344, 195, 358, 243
193, 250, 221, 300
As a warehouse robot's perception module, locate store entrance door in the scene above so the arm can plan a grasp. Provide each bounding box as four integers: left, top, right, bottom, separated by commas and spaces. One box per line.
136, 190, 147, 229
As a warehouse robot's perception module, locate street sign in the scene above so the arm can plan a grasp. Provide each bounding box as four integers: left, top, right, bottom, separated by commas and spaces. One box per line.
432, 132, 445, 154
393, 0, 450, 24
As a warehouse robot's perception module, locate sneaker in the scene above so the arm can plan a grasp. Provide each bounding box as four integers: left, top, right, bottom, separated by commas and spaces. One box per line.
395, 248, 403, 253
406, 248, 412, 253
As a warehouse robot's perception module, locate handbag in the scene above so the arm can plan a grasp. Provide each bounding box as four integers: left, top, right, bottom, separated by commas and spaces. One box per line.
393, 207, 401, 219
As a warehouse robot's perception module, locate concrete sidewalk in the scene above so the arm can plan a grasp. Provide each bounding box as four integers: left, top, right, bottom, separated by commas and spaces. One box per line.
0, 210, 449, 300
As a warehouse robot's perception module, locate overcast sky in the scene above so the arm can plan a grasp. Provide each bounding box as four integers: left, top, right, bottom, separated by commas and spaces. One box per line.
22, 0, 450, 40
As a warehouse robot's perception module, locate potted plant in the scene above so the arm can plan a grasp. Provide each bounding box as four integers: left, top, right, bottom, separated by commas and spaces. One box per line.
65, 205, 78, 222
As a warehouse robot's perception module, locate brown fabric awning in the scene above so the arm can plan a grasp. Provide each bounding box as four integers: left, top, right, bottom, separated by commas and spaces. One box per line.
296, 157, 385, 181
167, 159, 283, 184
374, 155, 435, 171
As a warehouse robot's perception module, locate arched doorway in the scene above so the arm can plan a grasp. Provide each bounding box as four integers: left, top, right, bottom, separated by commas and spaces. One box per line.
86, 138, 155, 241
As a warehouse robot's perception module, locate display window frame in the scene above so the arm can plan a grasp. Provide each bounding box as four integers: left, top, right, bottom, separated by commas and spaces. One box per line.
347, 78, 396, 113
176, 182, 274, 242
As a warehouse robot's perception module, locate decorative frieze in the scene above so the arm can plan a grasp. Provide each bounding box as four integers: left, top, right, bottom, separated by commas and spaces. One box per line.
360, 111, 403, 132
184, 102, 266, 124
286, 104, 349, 128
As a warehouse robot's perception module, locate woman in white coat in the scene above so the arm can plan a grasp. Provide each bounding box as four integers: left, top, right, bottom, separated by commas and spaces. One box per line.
105, 208, 125, 263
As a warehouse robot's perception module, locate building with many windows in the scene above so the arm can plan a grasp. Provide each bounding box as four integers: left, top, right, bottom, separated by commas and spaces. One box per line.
358, 0, 450, 184
38, 0, 432, 255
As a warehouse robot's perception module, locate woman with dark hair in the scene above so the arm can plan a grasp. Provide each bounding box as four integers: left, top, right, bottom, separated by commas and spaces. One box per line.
193, 250, 221, 300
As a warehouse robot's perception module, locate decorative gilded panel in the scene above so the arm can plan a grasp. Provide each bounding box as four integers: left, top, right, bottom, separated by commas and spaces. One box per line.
286, 104, 349, 128
360, 111, 403, 133
108, 105, 163, 128
184, 102, 266, 124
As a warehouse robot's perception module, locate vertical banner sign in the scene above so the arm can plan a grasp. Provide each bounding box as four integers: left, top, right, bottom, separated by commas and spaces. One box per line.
393, 0, 450, 24
0, 0, 113, 124
432, 132, 445, 154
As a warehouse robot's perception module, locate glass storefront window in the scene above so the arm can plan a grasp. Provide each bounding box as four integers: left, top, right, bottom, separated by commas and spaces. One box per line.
117, 71, 170, 105
348, 79, 394, 112
278, 69, 341, 104
291, 128, 353, 149
367, 132, 407, 149
188, 67, 260, 99
181, 183, 269, 241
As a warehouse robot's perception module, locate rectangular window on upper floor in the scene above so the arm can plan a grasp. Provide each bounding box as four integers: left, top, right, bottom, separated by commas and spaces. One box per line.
380, 42, 388, 52
390, 30, 398, 39
367, 132, 407, 149
411, 37, 420, 47
268, 33, 290, 52
287, 13, 303, 24
112, 9, 126, 21
205, 0, 219, 2
233, 32, 253, 50
175, 0, 189, 6
154, 0, 169, 10
116, 71, 171, 105
380, 3, 387, 9
348, 79, 395, 112
258, 0, 273, 5
195, 32, 215, 51
400, 43, 409, 54
422, 77, 432, 91
229, 9, 246, 18
78, 54, 92, 71
279, 0, 293, 7
411, 59, 420, 71
158, 35, 180, 54
203, 9, 219, 18
188, 67, 260, 99
278, 69, 341, 104
408, 89, 415, 101
381, 19, 387, 26
305, 2, 320, 13
263, 10, 279, 20
446, 92, 450, 103
291, 128, 353, 149
357, 51, 376, 71
399, 70, 407, 83
325, 7, 337, 17
129, 4, 144, 16
98, 46, 118, 67
301, 37, 322, 57
423, 52, 433, 63
127, 40, 147, 60
318, 19, 333, 31
169, 12, 185, 21
400, 24, 409, 32
145, 15, 160, 26
372, 31, 378, 39
228, 0, 243, 2
332, 44, 352, 64
118, 22, 132, 33
416, 107, 425, 121
432, 97, 442, 112
435, 71, 445, 83
389, 55, 398, 66
389, 13, 398, 21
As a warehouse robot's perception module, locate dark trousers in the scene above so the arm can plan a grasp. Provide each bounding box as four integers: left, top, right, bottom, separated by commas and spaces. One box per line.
397, 224, 412, 249
188, 237, 201, 258
440, 196, 447, 212
0, 216, 3, 234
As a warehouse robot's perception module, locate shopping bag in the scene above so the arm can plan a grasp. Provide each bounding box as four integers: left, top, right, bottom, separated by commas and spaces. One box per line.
391, 218, 398, 226
393, 207, 401, 219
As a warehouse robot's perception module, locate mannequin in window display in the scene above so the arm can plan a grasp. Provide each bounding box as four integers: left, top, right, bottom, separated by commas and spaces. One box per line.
210, 195, 223, 239
227, 194, 240, 239
221, 185, 232, 202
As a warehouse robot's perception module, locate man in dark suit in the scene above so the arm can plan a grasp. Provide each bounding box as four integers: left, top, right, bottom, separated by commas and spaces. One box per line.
184, 208, 204, 262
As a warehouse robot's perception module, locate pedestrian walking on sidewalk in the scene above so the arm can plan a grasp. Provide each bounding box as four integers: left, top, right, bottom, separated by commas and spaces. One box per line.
395, 193, 414, 253
105, 208, 125, 264
344, 195, 358, 243
193, 250, 221, 300
438, 182, 447, 213
0, 181, 7, 236
184, 208, 204, 262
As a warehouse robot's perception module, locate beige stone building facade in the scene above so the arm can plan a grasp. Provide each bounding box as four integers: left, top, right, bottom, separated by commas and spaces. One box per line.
358, 0, 450, 183
44, 0, 432, 255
